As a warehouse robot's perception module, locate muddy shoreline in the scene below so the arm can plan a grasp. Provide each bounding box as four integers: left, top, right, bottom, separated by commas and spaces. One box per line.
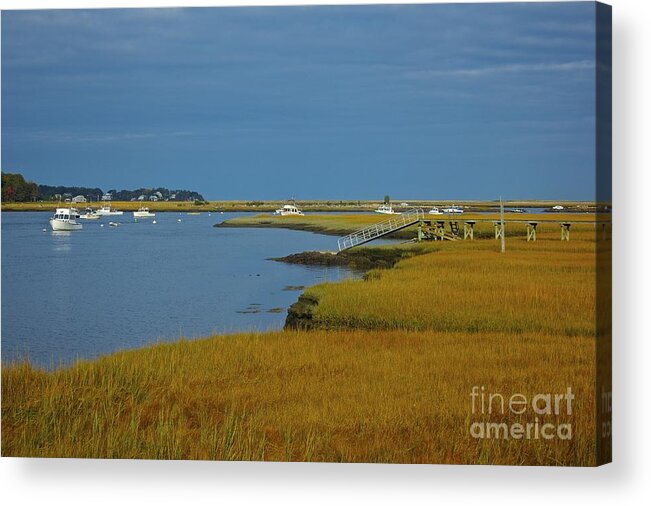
276, 246, 430, 329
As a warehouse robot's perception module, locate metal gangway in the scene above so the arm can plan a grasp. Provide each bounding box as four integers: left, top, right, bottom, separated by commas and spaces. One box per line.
337, 208, 424, 252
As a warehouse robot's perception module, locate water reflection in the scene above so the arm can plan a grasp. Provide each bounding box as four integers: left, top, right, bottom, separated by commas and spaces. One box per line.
51, 230, 72, 252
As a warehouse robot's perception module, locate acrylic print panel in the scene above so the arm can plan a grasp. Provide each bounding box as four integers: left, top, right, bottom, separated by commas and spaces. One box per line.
1, 2, 611, 465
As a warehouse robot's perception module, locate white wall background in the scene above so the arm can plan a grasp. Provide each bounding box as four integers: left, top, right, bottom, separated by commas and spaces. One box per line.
1, 0, 649, 504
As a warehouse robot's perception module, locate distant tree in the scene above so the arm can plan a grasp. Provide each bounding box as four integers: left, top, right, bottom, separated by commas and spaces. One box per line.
384, 195, 390, 204
2, 172, 39, 202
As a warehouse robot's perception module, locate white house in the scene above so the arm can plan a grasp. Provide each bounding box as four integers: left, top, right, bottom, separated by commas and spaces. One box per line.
71, 195, 86, 203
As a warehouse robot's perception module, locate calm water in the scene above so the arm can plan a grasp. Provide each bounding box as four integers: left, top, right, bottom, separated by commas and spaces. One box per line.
1, 212, 389, 368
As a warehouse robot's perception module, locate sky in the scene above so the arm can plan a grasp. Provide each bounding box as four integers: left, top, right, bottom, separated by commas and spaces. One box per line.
2, 2, 602, 201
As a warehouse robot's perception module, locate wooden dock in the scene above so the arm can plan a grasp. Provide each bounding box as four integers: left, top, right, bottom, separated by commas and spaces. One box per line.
338, 211, 611, 250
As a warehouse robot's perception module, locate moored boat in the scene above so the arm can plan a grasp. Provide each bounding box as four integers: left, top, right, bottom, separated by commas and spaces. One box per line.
79, 207, 101, 220
96, 204, 123, 216
133, 206, 156, 218
49, 208, 83, 231
274, 203, 304, 216
375, 204, 401, 215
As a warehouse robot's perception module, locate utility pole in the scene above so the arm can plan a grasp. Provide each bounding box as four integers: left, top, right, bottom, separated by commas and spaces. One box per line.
500, 196, 506, 253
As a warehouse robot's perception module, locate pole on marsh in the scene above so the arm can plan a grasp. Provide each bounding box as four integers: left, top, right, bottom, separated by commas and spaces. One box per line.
500, 196, 505, 253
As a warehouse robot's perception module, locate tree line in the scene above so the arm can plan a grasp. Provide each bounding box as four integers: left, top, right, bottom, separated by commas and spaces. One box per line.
2, 172, 205, 202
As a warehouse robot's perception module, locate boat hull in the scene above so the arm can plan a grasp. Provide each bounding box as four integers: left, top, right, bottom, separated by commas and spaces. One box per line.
50, 219, 83, 231
133, 212, 155, 218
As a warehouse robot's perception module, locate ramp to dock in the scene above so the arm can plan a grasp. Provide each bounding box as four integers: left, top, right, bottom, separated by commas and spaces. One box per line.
337, 209, 424, 251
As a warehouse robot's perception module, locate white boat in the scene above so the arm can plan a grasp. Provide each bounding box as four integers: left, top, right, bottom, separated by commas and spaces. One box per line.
274, 203, 304, 216
429, 207, 443, 215
375, 204, 401, 215
133, 206, 156, 218
552, 205, 564, 211
49, 208, 83, 231
96, 204, 123, 216
79, 207, 101, 220
442, 206, 464, 214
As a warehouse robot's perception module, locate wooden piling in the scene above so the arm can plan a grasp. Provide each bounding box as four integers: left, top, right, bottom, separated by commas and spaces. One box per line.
561, 223, 571, 241
526, 222, 538, 242
493, 221, 504, 240
464, 220, 476, 240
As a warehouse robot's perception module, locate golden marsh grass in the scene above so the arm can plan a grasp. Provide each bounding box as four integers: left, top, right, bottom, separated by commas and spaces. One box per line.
308, 238, 597, 336
2, 329, 595, 464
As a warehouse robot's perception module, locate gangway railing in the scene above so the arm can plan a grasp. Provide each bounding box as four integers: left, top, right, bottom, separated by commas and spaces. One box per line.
337, 208, 424, 251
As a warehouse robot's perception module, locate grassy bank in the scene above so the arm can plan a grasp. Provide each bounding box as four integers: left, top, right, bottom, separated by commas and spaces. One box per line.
2, 226, 604, 464
218, 211, 608, 241
303, 239, 598, 334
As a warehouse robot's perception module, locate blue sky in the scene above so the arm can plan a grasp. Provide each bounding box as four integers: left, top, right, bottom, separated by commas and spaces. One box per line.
2, 3, 599, 200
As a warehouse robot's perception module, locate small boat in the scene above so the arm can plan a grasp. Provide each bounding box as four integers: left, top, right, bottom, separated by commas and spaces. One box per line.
429, 207, 443, 215
79, 207, 101, 220
96, 204, 123, 216
133, 206, 155, 218
109, 221, 119, 227
274, 203, 304, 216
49, 208, 83, 231
552, 205, 564, 211
375, 204, 401, 215
509, 208, 525, 214
442, 206, 464, 214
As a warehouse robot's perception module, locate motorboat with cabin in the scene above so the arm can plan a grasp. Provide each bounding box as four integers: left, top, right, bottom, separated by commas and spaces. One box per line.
274, 203, 304, 216
133, 206, 156, 218
375, 204, 401, 215
429, 207, 443, 215
49, 208, 83, 231
442, 206, 464, 214
79, 207, 101, 220
96, 204, 123, 216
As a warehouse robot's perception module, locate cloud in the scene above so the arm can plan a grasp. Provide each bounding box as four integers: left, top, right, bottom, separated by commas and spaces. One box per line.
6, 130, 195, 144
404, 60, 595, 79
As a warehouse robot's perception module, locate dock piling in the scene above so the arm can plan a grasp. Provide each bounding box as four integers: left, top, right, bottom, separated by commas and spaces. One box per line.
493, 221, 504, 240
464, 221, 476, 240
560, 223, 571, 241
